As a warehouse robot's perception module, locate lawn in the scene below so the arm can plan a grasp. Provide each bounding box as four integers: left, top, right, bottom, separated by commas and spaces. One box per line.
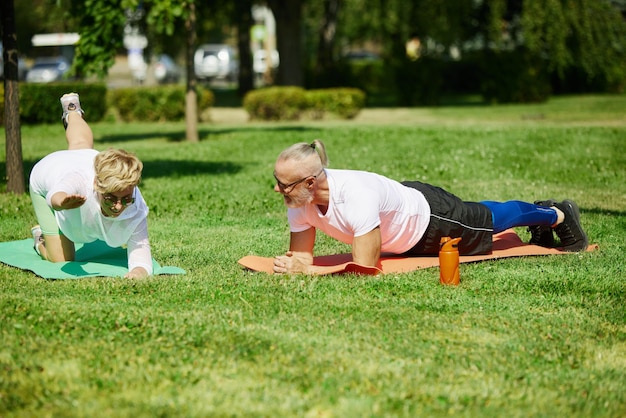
1, 94, 625, 417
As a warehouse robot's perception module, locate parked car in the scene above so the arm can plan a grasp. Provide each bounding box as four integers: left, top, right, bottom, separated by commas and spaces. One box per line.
26, 56, 71, 83
153, 54, 181, 84
194, 44, 238, 81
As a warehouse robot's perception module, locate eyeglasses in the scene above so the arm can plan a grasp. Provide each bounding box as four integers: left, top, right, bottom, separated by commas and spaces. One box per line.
274, 169, 324, 193
101, 193, 135, 208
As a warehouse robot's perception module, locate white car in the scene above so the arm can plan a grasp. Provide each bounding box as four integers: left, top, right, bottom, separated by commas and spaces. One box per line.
26, 57, 71, 83
194, 44, 238, 81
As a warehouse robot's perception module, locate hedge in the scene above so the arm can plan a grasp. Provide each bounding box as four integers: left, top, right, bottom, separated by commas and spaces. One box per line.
1, 83, 215, 125
107, 86, 214, 122
243, 86, 366, 121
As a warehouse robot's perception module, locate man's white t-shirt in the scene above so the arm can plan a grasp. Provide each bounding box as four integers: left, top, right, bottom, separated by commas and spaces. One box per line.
30, 149, 152, 274
287, 168, 431, 254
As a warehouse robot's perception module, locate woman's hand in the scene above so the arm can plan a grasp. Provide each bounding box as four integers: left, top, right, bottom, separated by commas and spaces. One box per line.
51, 192, 86, 210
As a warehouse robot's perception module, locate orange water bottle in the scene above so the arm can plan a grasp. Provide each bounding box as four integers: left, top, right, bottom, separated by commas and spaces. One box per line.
439, 237, 462, 286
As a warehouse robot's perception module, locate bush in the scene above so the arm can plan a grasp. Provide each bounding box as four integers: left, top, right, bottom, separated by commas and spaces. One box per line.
243, 86, 365, 121
305, 88, 366, 119
243, 86, 308, 121
107, 86, 214, 122
347, 60, 390, 96
393, 56, 446, 106
479, 49, 551, 104
18, 82, 108, 124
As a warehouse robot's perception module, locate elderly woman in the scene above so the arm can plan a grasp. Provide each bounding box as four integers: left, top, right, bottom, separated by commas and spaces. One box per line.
29, 93, 152, 278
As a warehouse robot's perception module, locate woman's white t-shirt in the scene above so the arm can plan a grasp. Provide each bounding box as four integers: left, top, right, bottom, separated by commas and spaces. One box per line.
30, 149, 152, 274
287, 168, 431, 254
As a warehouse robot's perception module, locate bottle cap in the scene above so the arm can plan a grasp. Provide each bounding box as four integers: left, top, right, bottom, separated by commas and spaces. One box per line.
440, 237, 462, 251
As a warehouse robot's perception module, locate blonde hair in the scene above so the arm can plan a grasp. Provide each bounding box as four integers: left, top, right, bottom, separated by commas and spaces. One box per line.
94, 148, 143, 193
276, 139, 329, 175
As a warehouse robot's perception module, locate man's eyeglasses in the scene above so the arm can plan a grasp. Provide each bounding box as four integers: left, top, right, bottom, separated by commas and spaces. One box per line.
101, 193, 135, 208
274, 169, 323, 193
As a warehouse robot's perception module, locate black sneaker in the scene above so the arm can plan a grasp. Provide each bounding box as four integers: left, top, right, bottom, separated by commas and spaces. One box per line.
553, 200, 589, 252
528, 199, 556, 247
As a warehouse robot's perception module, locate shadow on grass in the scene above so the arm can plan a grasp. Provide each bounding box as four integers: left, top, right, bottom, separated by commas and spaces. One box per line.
582, 207, 626, 218
97, 125, 317, 144
3, 158, 244, 188
141, 159, 243, 179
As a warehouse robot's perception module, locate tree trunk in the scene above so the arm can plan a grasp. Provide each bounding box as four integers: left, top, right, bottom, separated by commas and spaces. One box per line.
236, 0, 254, 97
268, 0, 304, 86
2, 0, 25, 194
185, 1, 199, 142
315, 0, 340, 81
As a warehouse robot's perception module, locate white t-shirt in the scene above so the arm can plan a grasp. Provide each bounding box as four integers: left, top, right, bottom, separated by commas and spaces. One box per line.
287, 168, 431, 254
29, 149, 152, 274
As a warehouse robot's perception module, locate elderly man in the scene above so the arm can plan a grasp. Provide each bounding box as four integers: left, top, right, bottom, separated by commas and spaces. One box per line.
272, 140, 588, 274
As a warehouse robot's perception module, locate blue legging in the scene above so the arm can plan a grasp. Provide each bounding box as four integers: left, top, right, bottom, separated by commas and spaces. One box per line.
480, 200, 557, 234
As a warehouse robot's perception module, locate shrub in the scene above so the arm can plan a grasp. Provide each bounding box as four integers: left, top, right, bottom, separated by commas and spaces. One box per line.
243, 86, 365, 121
305, 88, 366, 119
107, 86, 214, 122
18, 82, 107, 124
479, 49, 551, 104
347, 60, 390, 96
393, 56, 446, 106
243, 86, 308, 121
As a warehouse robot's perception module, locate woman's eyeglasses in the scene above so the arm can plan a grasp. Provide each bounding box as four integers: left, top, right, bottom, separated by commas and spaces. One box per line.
102, 193, 135, 208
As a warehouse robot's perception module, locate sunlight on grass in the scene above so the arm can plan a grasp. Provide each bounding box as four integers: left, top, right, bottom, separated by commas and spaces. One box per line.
1, 94, 625, 416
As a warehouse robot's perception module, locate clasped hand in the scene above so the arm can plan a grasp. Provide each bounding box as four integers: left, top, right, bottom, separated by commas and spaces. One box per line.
273, 251, 309, 274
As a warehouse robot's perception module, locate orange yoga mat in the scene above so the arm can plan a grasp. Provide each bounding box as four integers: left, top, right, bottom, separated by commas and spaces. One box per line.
238, 229, 598, 275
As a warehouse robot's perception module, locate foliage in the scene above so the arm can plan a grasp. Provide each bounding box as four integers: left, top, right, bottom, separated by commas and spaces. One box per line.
17, 83, 108, 124
12, 0, 80, 56
107, 85, 214, 122
305, 88, 366, 119
10, 0, 626, 104
343, 59, 390, 96
1, 95, 626, 416
479, 49, 552, 104
243, 86, 309, 121
243, 86, 366, 121
0, 84, 214, 125
504, 0, 626, 92
491, 0, 626, 91
71, 0, 130, 79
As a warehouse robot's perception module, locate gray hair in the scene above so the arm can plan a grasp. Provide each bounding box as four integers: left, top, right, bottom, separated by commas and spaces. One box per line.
276, 139, 329, 175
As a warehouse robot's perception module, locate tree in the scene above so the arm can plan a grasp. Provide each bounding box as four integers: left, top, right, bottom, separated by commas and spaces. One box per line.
184, 1, 198, 142
519, 0, 626, 91
235, 0, 254, 97
315, 0, 341, 83
267, 0, 305, 86
1, 0, 25, 194
70, 0, 201, 140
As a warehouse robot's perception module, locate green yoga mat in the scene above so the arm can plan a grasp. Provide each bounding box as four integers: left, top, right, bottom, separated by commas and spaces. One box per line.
0, 239, 185, 279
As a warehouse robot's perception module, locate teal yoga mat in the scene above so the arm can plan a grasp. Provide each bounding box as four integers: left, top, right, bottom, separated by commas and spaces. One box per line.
0, 239, 185, 279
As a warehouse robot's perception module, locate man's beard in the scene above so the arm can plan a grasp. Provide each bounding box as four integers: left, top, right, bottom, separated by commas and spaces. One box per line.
283, 187, 314, 208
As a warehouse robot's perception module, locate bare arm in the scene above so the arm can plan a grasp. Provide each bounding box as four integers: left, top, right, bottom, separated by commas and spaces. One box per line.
351, 226, 382, 268
50, 191, 86, 210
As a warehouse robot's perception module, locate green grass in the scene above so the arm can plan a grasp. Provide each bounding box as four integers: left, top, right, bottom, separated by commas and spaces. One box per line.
1, 94, 625, 417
